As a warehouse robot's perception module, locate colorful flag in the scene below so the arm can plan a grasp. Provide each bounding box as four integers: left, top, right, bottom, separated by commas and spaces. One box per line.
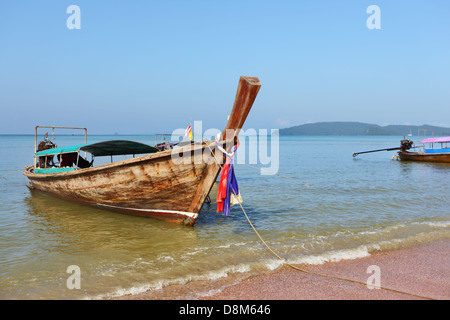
216, 158, 230, 213
215, 133, 241, 216
216, 157, 240, 217
184, 124, 193, 140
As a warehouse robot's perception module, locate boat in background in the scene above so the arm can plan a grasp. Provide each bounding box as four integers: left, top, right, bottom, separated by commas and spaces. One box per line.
353, 128, 450, 163
24, 76, 261, 226
398, 136, 450, 163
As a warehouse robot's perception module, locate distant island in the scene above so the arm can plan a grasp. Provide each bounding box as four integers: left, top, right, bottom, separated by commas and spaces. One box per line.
279, 122, 450, 136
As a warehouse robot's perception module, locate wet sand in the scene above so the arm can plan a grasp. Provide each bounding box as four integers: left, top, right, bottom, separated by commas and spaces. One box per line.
114, 239, 449, 300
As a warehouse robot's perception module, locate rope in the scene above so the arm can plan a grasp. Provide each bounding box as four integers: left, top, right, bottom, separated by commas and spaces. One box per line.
232, 189, 435, 300
205, 141, 435, 300
1, 168, 24, 179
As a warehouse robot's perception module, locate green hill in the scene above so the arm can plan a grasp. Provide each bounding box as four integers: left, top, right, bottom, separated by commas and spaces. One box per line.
279, 122, 450, 136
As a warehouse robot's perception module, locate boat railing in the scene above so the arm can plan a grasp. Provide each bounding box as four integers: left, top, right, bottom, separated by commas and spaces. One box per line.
416, 129, 450, 154
417, 129, 432, 153
34, 126, 87, 169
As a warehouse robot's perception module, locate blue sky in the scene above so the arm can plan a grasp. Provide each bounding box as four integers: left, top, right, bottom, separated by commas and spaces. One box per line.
1, 0, 449, 134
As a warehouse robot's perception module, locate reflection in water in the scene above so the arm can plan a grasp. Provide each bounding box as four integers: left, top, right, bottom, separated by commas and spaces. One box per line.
25, 190, 200, 249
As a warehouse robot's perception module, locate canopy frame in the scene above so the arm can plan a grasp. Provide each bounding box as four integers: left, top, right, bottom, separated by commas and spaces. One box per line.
34, 140, 159, 172
34, 126, 87, 169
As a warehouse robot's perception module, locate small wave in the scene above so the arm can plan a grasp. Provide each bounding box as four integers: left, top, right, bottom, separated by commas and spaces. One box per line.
288, 244, 380, 266
92, 263, 252, 300
90, 219, 449, 300
416, 221, 450, 228
264, 258, 285, 271
157, 255, 176, 263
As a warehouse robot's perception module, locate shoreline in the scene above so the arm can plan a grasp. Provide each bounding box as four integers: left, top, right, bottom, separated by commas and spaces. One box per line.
113, 239, 449, 300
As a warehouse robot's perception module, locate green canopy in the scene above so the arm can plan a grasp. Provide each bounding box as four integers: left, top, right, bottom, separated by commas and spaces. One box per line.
35, 144, 88, 156
80, 140, 159, 156
35, 140, 159, 157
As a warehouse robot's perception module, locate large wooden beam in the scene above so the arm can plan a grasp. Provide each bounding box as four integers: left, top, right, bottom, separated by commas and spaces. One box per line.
221, 76, 261, 141
188, 76, 261, 215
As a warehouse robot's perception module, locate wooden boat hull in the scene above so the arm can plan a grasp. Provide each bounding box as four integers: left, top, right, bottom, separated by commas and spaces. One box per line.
398, 151, 450, 163
24, 76, 261, 226
24, 142, 222, 226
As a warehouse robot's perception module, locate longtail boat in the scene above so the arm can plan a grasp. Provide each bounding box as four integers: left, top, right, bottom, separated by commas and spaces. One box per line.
353, 129, 450, 163
24, 76, 261, 226
398, 136, 450, 163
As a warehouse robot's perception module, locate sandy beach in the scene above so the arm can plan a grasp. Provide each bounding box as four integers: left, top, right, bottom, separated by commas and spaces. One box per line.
114, 239, 449, 300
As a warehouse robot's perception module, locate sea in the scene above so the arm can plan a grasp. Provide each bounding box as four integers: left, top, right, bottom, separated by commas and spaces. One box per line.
1, 134, 449, 299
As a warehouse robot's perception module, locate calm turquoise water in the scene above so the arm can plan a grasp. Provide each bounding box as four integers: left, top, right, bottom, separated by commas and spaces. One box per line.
1, 134, 449, 299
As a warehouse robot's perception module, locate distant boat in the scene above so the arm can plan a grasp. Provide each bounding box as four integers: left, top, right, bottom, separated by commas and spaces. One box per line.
24, 76, 261, 226
353, 127, 450, 163
398, 136, 450, 163
407, 130, 412, 137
